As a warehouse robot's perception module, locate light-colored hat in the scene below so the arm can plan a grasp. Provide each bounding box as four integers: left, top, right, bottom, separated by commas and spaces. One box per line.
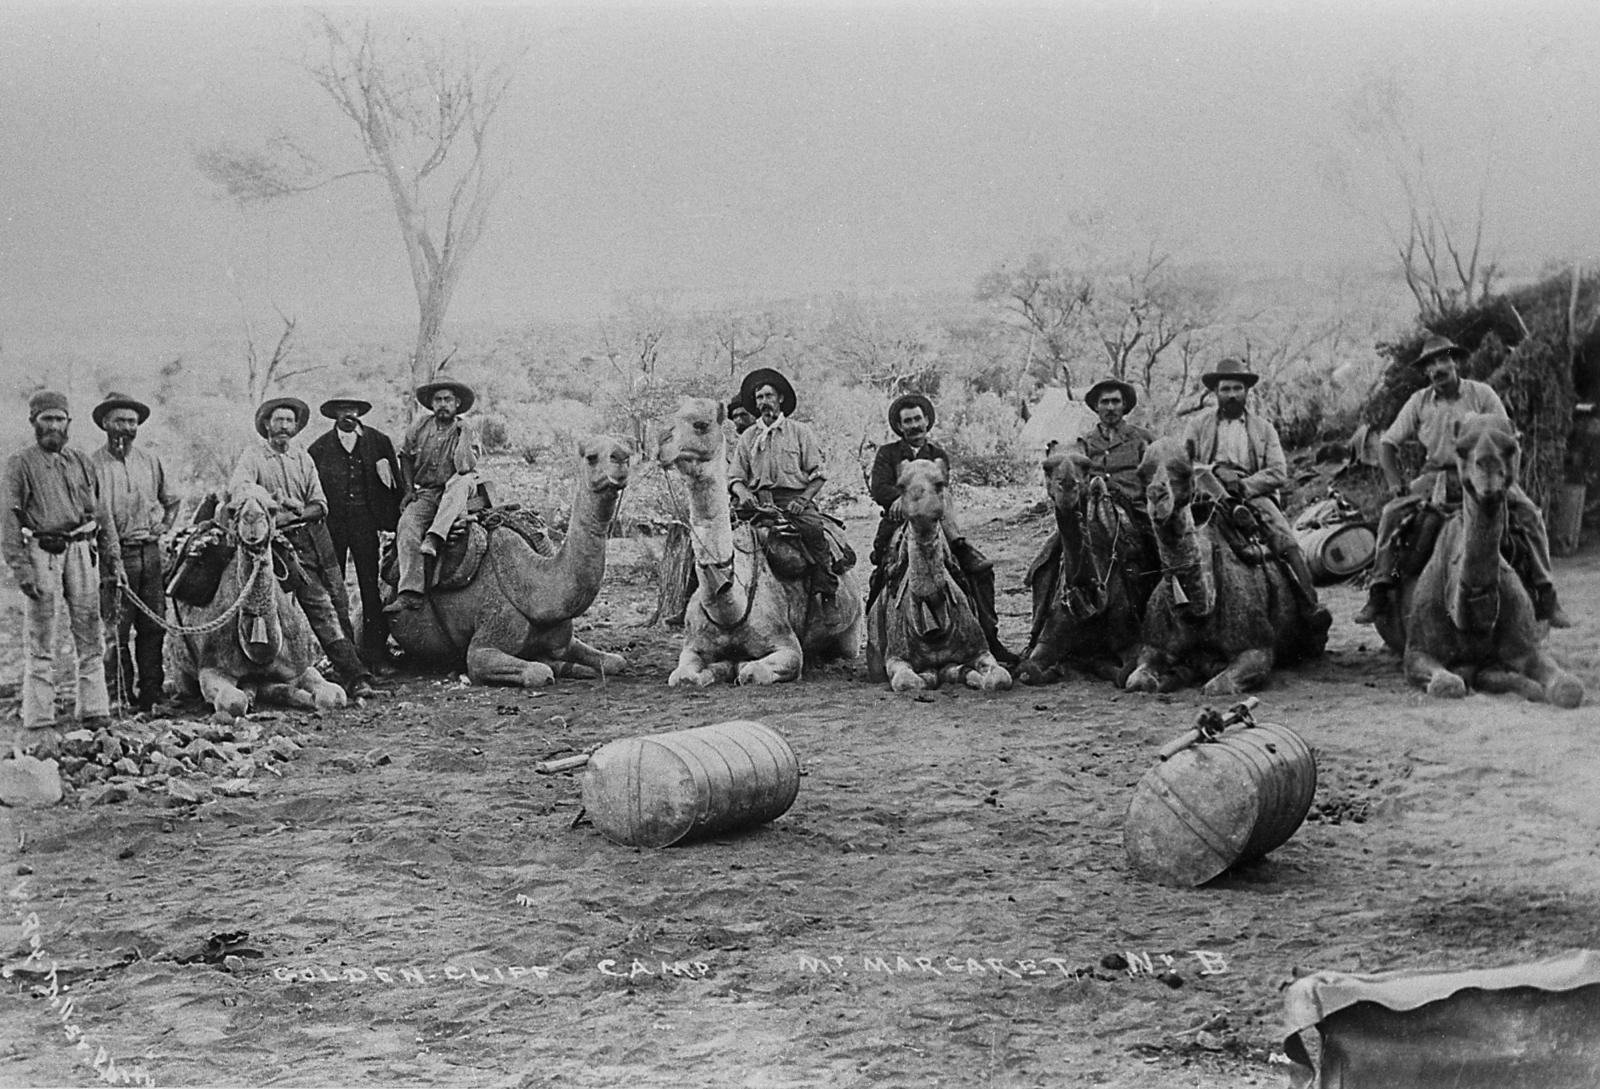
1200, 358, 1260, 391
255, 396, 311, 438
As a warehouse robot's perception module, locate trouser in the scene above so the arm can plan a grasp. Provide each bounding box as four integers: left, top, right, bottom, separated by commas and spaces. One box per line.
767, 487, 838, 597
1370, 480, 1555, 592
1234, 495, 1320, 610
396, 475, 476, 595
285, 523, 354, 641
101, 540, 165, 710
275, 541, 371, 687
22, 539, 110, 729
329, 510, 386, 658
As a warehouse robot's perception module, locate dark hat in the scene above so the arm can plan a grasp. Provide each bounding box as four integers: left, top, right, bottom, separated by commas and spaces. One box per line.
415, 379, 476, 414
91, 392, 151, 429
1413, 333, 1469, 368
254, 396, 311, 439
28, 390, 69, 419
739, 368, 797, 417
1084, 377, 1137, 414
726, 397, 753, 418
1200, 358, 1260, 391
887, 393, 936, 436
319, 393, 373, 419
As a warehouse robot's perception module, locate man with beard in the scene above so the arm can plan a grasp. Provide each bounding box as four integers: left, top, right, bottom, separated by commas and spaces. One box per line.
1353, 334, 1570, 627
91, 392, 180, 712
308, 394, 401, 667
731, 368, 839, 602
869, 392, 1016, 665
2, 391, 121, 743
392, 379, 481, 612
231, 397, 376, 699
1182, 359, 1327, 625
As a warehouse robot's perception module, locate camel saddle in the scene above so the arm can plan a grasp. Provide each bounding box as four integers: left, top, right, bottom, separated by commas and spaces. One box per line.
380, 505, 553, 594
166, 521, 232, 606
739, 508, 856, 584
1197, 498, 1274, 567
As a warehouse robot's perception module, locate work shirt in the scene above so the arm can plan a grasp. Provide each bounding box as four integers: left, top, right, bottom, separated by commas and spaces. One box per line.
1182, 411, 1288, 500
735, 414, 826, 492
1383, 379, 1509, 470
1075, 421, 1153, 506
401, 416, 478, 491
1, 443, 119, 580
92, 445, 178, 545
230, 442, 328, 510
870, 437, 951, 512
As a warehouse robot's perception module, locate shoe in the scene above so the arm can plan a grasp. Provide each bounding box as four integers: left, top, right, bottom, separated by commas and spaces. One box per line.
991, 647, 1022, 668
419, 534, 443, 558
1536, 587, 1574, 629
80, 714, 115, 730
346, 679, 378, 700
1352, 587, 1388, 626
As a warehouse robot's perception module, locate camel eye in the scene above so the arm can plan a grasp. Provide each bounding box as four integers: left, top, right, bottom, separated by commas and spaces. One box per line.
586, 452, 599, 465
694, 421, 710, 434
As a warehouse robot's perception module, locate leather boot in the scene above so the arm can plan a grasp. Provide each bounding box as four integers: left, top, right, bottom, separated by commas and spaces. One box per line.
1279, 546, 1319, 606
1352, 583, 1390, 626
328, 638, 377, 699
1535, 585, 1574, 629
950, 537, 994, 576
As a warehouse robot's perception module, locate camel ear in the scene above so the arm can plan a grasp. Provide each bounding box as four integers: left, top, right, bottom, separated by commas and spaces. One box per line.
715, 400, 726, 425
1184, 437, 1198, 463
1042, 452, 1065, 479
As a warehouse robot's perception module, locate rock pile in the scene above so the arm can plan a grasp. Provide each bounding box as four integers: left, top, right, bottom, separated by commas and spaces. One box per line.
53, 717, 306, 806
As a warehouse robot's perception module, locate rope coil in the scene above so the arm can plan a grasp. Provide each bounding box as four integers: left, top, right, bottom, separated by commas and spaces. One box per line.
116, 548, 272, 636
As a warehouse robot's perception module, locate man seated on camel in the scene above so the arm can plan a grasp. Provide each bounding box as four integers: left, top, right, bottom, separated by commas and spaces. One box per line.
868, 393, 1016, 666
391, 379, 482, 612
1077, 375, 1157, 536
1181, 358, 1329, 628
1353, 334, 1571, 627
730, 368, 840, 603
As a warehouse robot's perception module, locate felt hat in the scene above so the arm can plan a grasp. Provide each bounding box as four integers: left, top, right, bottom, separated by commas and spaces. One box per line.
28, 390, 69, 419
254, 396, 311, 439
1413, 333, 1469, 368
1200, 358, 1260, 391
739, 368, 797, 417
319, 393, 374, 419
415, 379, 476, 414
1083, 377, 1137, 414
91, 392, 151, 429
887, 393, 936, 436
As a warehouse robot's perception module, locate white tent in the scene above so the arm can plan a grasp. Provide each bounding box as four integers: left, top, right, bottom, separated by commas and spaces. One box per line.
1017, 387, 1097, 460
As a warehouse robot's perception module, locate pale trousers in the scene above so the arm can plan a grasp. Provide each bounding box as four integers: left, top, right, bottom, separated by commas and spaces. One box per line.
396, 473, 476, 595
22, 539, 110, 729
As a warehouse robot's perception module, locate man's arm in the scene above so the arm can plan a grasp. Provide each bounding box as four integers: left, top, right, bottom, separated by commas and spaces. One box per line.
1378, 441, 1407, 495
730, 431, 758, 506
1, 455, 33, 592
1240, 419, 1289, 499
1379, 392, 1420, 494
788, 424, 828, 512
156, 456, 181, 533
868, 445, 901, 511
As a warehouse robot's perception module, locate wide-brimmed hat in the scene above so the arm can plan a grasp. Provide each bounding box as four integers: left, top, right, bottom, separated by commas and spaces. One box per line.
415, 379, 475, 414
887, 393, 936, 436
319, 393, 374, 419
1413, 333, 1469, 369
91, 392, 151, 429
1084, 377, 1137, 414
254, 396, 311, 439
1200, 358, 1260, 391
739, 368, 797, 417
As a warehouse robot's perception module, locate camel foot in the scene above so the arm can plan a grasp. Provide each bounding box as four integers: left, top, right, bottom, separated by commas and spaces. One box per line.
889, 668, 926, 692
597, 653, 628, 676
1124, 665, 1161, 693
1425, 672, 1468, 699
518, 662, 557, 688
668, 666, 715, 688
1014, 658, 1053, 686
211, 707, 243, 726
968, 666, 1013, 693
737, 661, 783, 686
1549, 676, 1584, 709
1202, 673, 1246, 697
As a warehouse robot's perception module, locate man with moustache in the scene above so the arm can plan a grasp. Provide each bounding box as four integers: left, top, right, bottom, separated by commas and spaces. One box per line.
2, 391, 121, 742
391, 379, 481, 612
1076, 376, 1155, 511
1353, 334, 1570, 627
91, 392, 181, 712
1182, 358, 1327, 625
231, 396, 376, 699
308, 393, 401, 667
869, 391, 1016, 665
731, 368, 840, 603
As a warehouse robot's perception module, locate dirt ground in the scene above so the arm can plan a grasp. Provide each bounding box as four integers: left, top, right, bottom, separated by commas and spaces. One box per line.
3, 482, 1598, 1089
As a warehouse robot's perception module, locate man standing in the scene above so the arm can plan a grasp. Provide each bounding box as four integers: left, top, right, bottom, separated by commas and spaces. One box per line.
726, 397, 757, 436
91, 392, 180, 712
308, 393, 401, 667
1353, 334, 1570, 627
2, 391, 121, 743
730, 368, 839, 602
868, 392, 1015, 665
1182, 359, 1327, 625
230, 397, 375, 699
392, 379, 480, 611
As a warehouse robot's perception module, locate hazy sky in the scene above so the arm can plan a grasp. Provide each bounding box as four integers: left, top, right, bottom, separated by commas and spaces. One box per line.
3, 0, 1598, 363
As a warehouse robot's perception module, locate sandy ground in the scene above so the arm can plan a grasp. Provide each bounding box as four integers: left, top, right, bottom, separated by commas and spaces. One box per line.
2, 485, 1598, 1089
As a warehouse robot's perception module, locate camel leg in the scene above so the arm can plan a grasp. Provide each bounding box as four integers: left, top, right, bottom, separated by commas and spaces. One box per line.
669, 645, 719, 687
198, 667, 251, 720
1475, 666, 1546, 703
885, 654, 930, 692
960, 654, 1012, 693
1016, 643, 1064, 686
464, 614, 555, 688
737, 639, 803, 686
256, 681, 316, 710
1204, 648, 1274, 696
1404, 647, 1467, 699
552, 636, 628, 679
298, 666, 348, 710
1124, 647, 1171, 693
1501, 649, 1585, 709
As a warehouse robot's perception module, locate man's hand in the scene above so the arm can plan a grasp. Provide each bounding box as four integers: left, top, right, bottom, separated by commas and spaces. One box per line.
784, 498, 808, 516
1214, 465, 1246, 497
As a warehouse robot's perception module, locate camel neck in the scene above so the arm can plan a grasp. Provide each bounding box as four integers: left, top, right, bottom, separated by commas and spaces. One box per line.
1152, 507, 1215, 615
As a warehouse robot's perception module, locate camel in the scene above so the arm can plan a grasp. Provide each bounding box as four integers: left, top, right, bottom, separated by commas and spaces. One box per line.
386, 436, 634, 687
1123, 438, 1329, 695
167, 484, 347, 718
866, 459, 1010, 692
657, 397, 861, 686
1018, 451, 1156, 686
1375, 415, 1583, 707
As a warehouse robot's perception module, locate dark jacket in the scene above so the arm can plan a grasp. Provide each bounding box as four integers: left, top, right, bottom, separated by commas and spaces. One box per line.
307, 426, 401, 533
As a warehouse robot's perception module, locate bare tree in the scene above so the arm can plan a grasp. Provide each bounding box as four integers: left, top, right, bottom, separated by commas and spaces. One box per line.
195, 13, 523, 391
240, 308, 324, 405
974, 252, 1094, 389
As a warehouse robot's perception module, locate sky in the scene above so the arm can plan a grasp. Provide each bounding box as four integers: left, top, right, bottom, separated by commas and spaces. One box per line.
2, 0, 1598, 367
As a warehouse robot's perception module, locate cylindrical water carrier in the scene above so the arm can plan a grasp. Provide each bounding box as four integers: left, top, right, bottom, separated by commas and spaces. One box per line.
1298, 522, 1376, 583
1123, 698, 1317, 887
544, 720, 801, 848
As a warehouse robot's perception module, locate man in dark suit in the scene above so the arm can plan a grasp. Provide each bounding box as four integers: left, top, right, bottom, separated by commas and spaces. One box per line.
308, 394, 402, 667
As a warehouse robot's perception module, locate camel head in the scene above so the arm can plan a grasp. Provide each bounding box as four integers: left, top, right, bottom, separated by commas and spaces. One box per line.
223, 483, 277, 551
1043, 450, 1100, 515
579, 435, 635, 495
1455, 413, 1520, 509
657, 397, 725, 474
1139, 438, 1196, 524
896, 458, 948, 533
